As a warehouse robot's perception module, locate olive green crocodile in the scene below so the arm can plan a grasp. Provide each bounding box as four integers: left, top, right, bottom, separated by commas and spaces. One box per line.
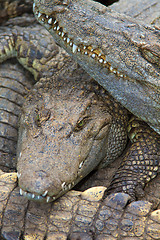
33, 0, 160, 135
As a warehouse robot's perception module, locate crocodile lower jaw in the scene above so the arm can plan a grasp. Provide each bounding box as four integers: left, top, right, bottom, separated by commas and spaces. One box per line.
33, 3, 126, 79
17, 172, 75, 203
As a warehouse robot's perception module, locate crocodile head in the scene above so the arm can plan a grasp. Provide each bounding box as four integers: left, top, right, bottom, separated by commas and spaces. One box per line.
17, 65, 127, 203
33, 0, 160, 134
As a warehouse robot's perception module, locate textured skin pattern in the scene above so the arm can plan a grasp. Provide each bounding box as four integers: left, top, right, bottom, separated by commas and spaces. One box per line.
0, 62, 34, 171
0, 172, 159, 240
34, 0, 160, 134
0, 0, 33, 24
16, 69, 128, 202
0, 0, 159, 239
106, 118, 160, 200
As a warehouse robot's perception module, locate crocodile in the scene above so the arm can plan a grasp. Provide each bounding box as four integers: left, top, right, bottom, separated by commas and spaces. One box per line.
33, 0, 160, 135
0, 0, 160, 239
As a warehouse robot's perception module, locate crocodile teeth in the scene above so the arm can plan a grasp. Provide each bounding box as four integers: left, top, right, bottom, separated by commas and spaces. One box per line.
32, 194, 35, 199
99, 58, 103, 63
38, 12, 42, 18
17, 172, 21, 178
57, 26, 60, 31
79, 161, 83, 169
48, 18, 52, 24
46, 196, 50, 203
20, 188, 23, 195
67, 38, 70, 43
72, 44, 78, 53
42, 190, 48, 197
33, 3, 35, 10
61, 182, 66, 189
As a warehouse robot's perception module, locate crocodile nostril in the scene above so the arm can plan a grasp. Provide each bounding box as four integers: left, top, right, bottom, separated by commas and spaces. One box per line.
35, 170, 48, 179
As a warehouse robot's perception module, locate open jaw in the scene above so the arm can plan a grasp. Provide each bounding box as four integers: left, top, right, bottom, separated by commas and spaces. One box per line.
33, 2, 126, 79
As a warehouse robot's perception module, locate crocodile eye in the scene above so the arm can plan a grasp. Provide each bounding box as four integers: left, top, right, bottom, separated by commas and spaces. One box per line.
74, 117, 88, 131
35, 109, 51, 127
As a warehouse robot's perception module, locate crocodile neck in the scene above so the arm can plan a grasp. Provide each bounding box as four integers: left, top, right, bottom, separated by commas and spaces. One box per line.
33, 0, 160, 134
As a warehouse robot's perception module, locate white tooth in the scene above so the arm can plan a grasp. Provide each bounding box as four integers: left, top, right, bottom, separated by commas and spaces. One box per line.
47, 196, 50, 203
54, 20, 57, 24
54, 26, 57, 30
77, 48, 81, 52
99, 59, 103, 63
68, 183, 72, 189
61, 182, 66, 189
98, 53, 102, 57
37, 195, 40, 199
41, 18, 44, 22
91, 48, 94, 51
42, 190, 48, 197
79, 161, 83, 169
17, 172, 21, 178
70, 42, 73, 46
109, 66, 113, 72
63, 37, 67, 41
67, 38, 70, 43
83, 46, 86, 49
84, 51, 88, 55
48, 18, 52, 24
38, 12, 42, 18
72, 44, 78, 53
61, 32, 65, 37
32, 194, 35, 199
53, 197, 56, 200
33, 3, 35, 10
20, 189, 23, 195
104, 61, 107, 64
113, 69, 117, 74
120, 74, 124, 78
57, 26, 60, 31
46, 15, 49, 18
19, 152, 22, 158
91, 53, 96, 58
58, 32, 61, 35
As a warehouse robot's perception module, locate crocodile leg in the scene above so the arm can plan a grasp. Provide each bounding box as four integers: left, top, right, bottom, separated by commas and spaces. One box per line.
106, 118, 160, 200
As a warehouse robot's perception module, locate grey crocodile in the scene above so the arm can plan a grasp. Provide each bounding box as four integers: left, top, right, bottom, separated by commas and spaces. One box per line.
33, 0, 160, 135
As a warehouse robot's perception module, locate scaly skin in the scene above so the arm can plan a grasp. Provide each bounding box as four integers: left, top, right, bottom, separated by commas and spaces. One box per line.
16, 67, 129, 203
0, 172, 159, 240
0, 61, 34, 171
0, 4, 159, 204
33, 0, 160, 135
0, 0, 33, 24
0, 1, 160, 239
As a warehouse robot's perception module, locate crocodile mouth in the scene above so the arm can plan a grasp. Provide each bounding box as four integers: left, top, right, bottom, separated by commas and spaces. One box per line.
17, 171, 76, 203
33, 3, 126, 79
